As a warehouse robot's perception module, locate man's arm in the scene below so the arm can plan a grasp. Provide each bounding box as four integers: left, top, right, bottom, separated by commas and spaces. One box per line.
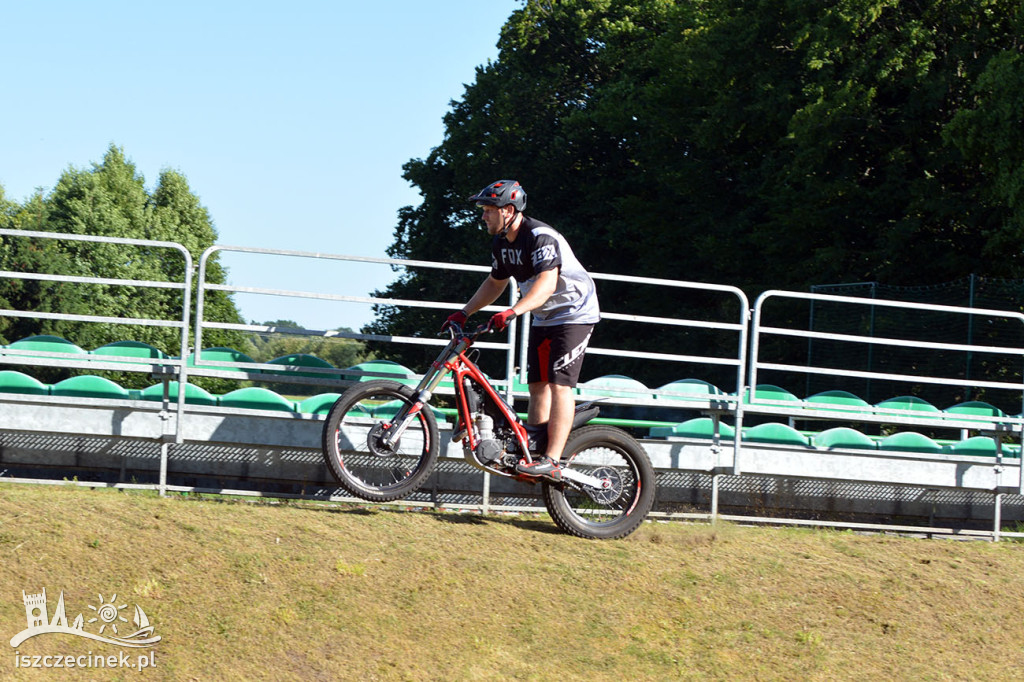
510, 267, 558, 317
463, 275, 510, 316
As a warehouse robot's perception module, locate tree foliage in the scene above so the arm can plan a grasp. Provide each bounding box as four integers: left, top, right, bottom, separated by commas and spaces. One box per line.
0, 145, 245, 386
239, 320, 371, 396
243, 320, 369, 369
371, 0, 1024, 384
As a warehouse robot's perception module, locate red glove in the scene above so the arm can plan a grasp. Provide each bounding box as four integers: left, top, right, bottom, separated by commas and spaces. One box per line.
443, 310, 468, 331
488, 308, 517, 331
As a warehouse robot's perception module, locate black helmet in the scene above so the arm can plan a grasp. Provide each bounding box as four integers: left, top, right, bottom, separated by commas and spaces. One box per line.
468, 179, 527, 212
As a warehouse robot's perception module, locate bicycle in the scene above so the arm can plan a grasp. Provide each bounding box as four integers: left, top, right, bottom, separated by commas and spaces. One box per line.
321, 322, 656, 539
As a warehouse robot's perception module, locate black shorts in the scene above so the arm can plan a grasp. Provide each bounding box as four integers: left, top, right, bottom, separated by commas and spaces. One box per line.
527, 323, 594, 387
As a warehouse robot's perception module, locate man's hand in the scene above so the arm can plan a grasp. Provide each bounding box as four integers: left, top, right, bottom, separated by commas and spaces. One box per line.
442, 310, 468, 332
488, 308, 517, 331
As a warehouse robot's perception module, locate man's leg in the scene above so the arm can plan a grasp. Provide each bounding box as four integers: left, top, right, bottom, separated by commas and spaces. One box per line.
527, 381, 551, 425
528, 381, 574, 462
518, 323, 593, 480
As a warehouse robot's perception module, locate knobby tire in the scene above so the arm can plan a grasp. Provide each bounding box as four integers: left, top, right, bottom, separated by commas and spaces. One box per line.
321, 380, 439, 502
542, 425, 656, 539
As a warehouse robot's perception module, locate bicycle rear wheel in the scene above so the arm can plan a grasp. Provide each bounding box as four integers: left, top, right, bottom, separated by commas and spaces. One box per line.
542, 425, 656, 539
321, 380, 439, 502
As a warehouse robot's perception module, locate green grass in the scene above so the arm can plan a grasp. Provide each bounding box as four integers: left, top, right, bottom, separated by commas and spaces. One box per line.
1, 483, 1023, 680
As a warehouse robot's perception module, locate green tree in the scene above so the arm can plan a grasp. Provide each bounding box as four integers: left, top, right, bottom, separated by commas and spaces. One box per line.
748, 0, 1024, 287
150, 166, 243, 353
946, 48, 1024, 262
0, 145, 245, 387
240, 320, 371, 396
0, 191, 91, 346
366, 0, 681, 378
372, 0, 1024, 388
243, 320, 369, 368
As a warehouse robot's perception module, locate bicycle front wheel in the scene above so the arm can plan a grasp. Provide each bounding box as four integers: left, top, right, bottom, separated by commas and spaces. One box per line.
321, 380, 439, 502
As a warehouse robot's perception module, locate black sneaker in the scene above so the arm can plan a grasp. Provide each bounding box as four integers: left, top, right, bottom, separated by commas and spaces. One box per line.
515, 456, 562, 482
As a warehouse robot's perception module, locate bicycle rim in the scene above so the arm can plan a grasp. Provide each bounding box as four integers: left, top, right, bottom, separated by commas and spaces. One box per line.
563, 447, 641, 520
543, 426, 654, 539
325, 382, 437, 500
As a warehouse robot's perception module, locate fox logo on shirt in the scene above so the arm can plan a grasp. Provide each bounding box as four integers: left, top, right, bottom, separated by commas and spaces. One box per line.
500, 248, 523, 265
532, 244, 557, 267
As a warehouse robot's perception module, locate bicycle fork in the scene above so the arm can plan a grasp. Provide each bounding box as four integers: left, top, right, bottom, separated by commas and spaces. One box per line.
377, 356, 454, 452
377, 398, 430, 451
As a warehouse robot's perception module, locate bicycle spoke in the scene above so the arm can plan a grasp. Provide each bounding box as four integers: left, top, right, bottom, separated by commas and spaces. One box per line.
561, 446, 640, 524
322, 381, 439, 502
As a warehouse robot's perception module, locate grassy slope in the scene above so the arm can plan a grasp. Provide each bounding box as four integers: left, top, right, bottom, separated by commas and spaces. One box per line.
1, 483, 1023, 681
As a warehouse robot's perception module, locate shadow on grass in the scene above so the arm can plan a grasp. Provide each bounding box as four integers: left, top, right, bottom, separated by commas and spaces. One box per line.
507, 517, 562, 535
430, 513, 489, 526
324, 506, 379, 516
268, 497, 564, 534
427, 510, 562, 535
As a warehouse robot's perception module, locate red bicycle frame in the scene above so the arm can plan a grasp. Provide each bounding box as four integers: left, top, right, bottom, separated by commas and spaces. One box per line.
400, 326, 536, 466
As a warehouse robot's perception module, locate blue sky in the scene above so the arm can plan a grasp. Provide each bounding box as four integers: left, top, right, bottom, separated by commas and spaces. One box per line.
1, 1, 520, 332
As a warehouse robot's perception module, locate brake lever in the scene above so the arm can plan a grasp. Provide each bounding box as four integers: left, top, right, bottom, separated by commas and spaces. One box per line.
438, 321, 491, 340
439, 321, 463, 338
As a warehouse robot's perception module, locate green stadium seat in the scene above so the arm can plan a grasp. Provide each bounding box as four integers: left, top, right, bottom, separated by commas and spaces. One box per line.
346, 404, 375, 419
877, 431, 943, 453
743, 384, 802, 405
266, 353, 339, 379
52, 375, 130, 400
743, 422, 809, 446
342, 360, 418, 386
0, 370, 50, 395
805, 390, 871, 413
372, 400, 404, 419
140, 381, 218, 406
372, 399, 444, 420
186, 347, 259, 372
944, 401, 1009, 440
92, 340, 169, 360
298, 393, 343, 415
949, 436, 999, 457
944, 401, 1007, 420
509, 376, 531, 394
7, 335, 87, 355
578, 375, 648, 399
813, 427, 877, 450
649, 417, 736, 439
875, 396, 941, 417
654, 379, 724, 401
300, 398, 373, 420
219, 387, 297, 412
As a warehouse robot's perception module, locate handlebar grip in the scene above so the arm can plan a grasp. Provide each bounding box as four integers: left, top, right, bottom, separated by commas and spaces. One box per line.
439, 319, 495, 340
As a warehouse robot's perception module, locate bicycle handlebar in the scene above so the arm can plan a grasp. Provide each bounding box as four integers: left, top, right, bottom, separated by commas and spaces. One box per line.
439, 321, 494, 341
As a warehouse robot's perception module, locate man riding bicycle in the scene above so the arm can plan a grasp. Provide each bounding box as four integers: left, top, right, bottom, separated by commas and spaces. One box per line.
445, 179, 600, 482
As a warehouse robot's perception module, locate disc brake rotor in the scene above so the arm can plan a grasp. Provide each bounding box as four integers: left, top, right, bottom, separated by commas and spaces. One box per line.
582, 466, 623, 504
366, 422, 400, 457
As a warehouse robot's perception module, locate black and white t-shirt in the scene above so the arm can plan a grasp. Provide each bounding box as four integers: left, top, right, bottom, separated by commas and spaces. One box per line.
490, 216, 600, 327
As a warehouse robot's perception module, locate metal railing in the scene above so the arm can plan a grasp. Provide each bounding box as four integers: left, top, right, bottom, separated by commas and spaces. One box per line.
0, 229, 194, 493
750, 289, 1024, 497
193, 246, 752, 410
194, 245, 519, 398
0, 230, 1022, 537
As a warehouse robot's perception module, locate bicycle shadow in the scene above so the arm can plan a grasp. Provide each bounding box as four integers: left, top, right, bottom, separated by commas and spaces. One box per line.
429, 511, 561, 535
